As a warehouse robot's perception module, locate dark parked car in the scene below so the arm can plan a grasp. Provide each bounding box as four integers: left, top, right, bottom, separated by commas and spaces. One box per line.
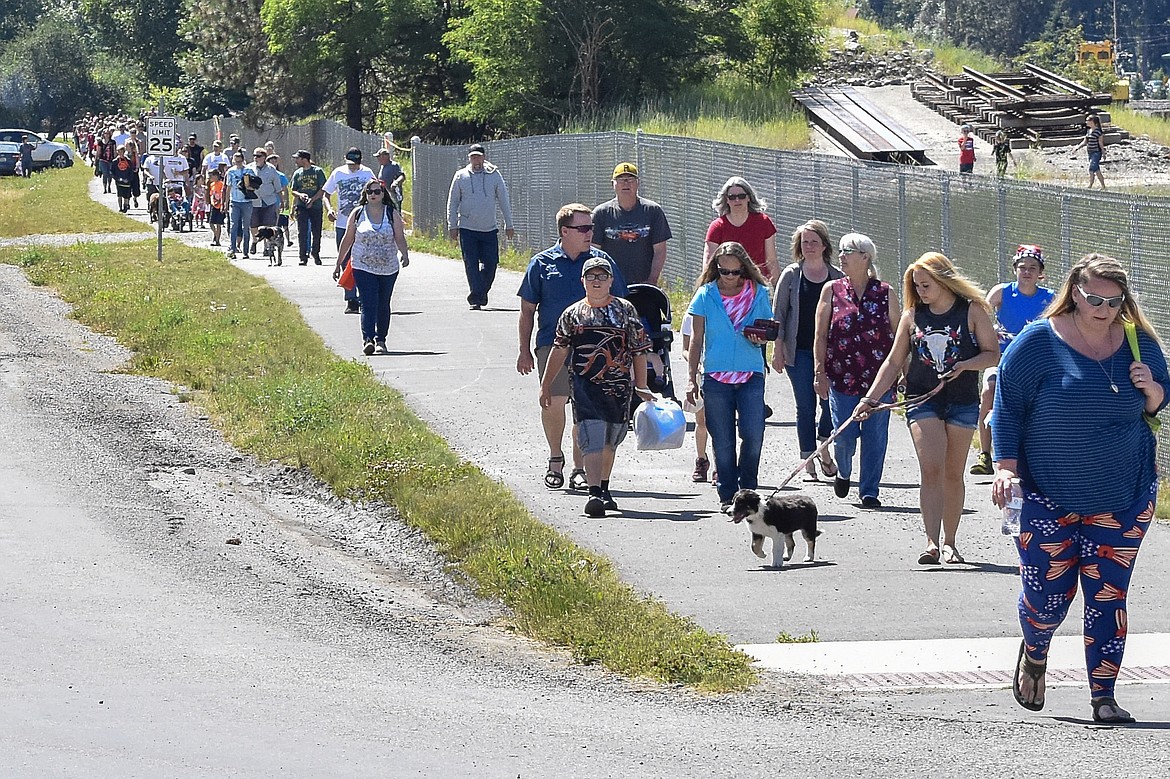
0, 142, 20, 175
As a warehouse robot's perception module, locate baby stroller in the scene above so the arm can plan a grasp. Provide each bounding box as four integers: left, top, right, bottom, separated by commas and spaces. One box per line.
165, 180, 194, 232
625, 283, 677, 410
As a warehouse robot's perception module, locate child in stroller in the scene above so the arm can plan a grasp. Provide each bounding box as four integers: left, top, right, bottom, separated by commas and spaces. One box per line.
624, 284, 677, 410
165, 180, 194, 232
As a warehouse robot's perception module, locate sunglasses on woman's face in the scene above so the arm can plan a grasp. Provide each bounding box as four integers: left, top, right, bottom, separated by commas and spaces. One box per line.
1077, 285, 1124, 308
366, 189, 383, 195
726, 192, 748, 201
717, 267, 743, 277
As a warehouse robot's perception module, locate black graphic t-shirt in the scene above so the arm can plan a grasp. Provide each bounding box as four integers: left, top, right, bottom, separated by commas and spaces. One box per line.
553, 297, 652, 423
907, 299, 980, 404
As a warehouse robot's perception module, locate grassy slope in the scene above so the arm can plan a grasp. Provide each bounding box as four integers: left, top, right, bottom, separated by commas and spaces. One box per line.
1, 164, 760, 692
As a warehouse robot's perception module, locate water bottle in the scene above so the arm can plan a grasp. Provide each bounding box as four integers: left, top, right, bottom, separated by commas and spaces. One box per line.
1001, 479, 1023, 537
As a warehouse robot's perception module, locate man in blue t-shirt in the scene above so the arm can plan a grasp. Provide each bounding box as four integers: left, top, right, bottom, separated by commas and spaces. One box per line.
971, 244, 1055, 474
518, 203, 628, 493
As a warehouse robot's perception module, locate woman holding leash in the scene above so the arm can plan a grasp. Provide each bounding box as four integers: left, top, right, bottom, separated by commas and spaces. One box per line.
686, 242, 774, 513
774, 219, 842, 481
334, 179, 410, 356
992, 254, 1168, 724
858, 252, 999, 564
813, 233, 899, 508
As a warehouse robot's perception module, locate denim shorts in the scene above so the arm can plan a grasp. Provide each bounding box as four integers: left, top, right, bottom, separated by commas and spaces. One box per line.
1088, 151, 1102, 173
576, 419, 628, 454
905, 399, 979, 429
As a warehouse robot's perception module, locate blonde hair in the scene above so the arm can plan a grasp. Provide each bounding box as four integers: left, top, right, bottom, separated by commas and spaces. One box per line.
1044, 253, 1160, 342
902, 252, 990, 312
696, 241, 769, 289
789, 219, 833, 265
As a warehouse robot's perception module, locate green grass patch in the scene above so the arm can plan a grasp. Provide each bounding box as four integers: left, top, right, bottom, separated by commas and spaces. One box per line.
0, 164, 143, 237
776, 630, 819, 644
565, 79, 812, 150
1, 238, 757, 692
1109, 103, 1170, 147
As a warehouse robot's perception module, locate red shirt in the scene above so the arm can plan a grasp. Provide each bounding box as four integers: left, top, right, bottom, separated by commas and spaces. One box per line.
958, 134, 975, 165
705, 212, 777, 279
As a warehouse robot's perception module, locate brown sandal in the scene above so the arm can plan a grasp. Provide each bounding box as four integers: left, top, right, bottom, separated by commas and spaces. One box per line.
692, 457, 710, 482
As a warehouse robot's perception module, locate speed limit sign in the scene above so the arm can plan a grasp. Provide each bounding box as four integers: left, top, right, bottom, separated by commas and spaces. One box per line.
147, 117, 177, 156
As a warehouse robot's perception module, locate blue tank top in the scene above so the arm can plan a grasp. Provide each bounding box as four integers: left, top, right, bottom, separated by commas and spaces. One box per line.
997, 282, 1054, 349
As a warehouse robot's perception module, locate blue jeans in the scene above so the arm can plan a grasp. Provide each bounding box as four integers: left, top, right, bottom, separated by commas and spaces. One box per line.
229, 200, 252, 254
702, 373, 766, 503
336, 227, 358, 302
352, 268, 399, 342
829, 388, 892, 500
459, 228, 500, 306
786, 349, 832, 454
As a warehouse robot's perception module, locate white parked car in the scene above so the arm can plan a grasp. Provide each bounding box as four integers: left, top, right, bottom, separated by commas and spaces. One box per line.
0, 129, 75, 170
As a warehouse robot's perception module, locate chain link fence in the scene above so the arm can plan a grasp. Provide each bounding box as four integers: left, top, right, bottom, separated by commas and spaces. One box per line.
413, 130, 1170, 461
173, 117, 390, 169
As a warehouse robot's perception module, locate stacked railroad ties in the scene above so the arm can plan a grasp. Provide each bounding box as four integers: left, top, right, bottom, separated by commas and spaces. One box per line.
911, 64, 1126, 149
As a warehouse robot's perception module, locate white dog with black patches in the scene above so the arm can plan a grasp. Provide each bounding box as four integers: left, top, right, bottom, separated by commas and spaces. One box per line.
729, 488, 820, 568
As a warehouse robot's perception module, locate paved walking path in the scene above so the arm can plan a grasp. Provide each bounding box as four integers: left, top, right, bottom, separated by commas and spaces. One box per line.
22, 176, 1168, 692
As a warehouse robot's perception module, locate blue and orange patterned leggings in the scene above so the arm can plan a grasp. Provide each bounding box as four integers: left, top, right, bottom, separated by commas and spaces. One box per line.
1016, 482, 1156, 698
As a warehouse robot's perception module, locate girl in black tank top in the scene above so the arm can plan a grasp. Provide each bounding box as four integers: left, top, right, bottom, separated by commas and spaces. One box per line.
906, 298, 980, 405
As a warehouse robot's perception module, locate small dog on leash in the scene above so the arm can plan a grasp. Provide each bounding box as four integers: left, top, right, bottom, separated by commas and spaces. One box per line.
729, 488, 820, 568
255, 226, 284, 266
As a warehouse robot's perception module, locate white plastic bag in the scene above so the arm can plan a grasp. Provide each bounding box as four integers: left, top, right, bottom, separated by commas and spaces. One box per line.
633, 399, 687, 450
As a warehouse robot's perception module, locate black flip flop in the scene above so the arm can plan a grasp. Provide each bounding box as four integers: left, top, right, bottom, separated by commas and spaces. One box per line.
1013, 639, 1046, 712
1091, 696, 1136, 724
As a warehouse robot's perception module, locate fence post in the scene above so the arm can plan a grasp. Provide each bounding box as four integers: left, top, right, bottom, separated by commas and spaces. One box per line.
635, 128, 644, 175
1129, 200, 1142, 289
897, 170, 909, 274
1060, 193, 1072, 271
996, 182, 1008, 279
940, 176, 951, 256
851, 165, 860, 230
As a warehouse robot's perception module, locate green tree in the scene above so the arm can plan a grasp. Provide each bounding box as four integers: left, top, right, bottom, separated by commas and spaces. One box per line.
736, 0, 824, 86
80, 0, 188, 86
0, 18, 121, 136
443, 0, 560, 132
445, 0, 713, 134
261, 0, 436, 131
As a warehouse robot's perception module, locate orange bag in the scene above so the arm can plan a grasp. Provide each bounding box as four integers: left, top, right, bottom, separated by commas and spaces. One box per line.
337, 258, 355, 290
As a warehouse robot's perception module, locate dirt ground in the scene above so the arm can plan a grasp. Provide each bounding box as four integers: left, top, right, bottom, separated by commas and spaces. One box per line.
810, 84, 1170, 191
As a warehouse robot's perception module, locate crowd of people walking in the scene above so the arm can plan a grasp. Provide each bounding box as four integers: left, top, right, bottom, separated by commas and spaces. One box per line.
65, 119, 1167, 724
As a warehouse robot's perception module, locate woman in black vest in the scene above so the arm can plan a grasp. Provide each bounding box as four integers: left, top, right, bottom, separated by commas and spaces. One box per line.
857, 252, 1000, 565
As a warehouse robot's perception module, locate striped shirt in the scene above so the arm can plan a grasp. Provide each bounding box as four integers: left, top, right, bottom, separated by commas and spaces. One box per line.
992, 319, 1169, 514
1086, 127, 1103, 154
711, 283, 756, 385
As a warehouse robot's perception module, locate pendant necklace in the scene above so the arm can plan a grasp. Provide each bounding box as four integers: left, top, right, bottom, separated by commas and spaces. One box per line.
1074, 316, 1118, 393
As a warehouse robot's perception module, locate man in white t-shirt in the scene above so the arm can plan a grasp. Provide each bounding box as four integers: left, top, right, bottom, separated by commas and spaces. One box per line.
202, 139, 229, 175
143, 153, 190, 199
322, 147, 375, 314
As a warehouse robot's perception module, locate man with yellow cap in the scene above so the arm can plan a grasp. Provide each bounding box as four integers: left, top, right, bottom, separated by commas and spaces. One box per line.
591, 162, 672, 285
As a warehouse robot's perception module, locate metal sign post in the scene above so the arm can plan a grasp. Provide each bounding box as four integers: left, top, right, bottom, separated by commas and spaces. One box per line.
147, 117, 177, 262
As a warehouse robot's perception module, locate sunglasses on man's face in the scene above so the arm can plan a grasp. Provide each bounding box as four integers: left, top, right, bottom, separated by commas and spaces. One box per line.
717, 267, 743, 277
1077, 285, 1124, 308
564, 224, 594, 233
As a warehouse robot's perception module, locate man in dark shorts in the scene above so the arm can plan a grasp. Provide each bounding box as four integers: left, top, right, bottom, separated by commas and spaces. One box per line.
540, 256, 653, 516
518, 203, 628, 496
